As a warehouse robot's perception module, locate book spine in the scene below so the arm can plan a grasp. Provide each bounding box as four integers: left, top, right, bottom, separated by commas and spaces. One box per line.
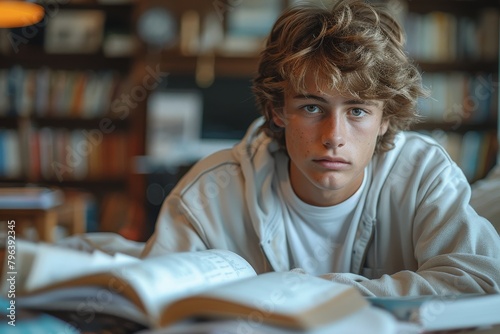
405, 8, 499, 62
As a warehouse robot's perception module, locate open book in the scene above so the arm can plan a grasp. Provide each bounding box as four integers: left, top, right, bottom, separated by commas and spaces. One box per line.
369, 293, 500, 332
2, 240, 369, 331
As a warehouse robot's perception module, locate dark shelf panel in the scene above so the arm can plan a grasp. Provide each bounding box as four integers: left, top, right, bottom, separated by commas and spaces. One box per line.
0, 50, 133, 71
0, 117, 19, 129
32, 116, 130, 130
0, 178, 127, 191
53, 1, 134, 12
0, 116, 130, 130
408, 0, 500, 14
0, 179, 26, 186
41, 179, 128, 190
416, 61, 498, 73
411, 121, 498, 133
153, 51, 260, 77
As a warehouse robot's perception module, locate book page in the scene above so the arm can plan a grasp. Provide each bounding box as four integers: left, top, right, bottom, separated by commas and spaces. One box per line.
160, 271, 368, 329
1, 239, 38, 295
370, 293, 500, 331
195, 271, 357, 312
140, 307, 398, 334
10, 243, 256, 328
17, 286, 149, 327
113, 249, 256, 324
417, 294, 500, 331
10, 240, 140, 293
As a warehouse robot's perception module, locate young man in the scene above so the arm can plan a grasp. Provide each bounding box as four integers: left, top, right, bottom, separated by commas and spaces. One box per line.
142, 0, 500, 296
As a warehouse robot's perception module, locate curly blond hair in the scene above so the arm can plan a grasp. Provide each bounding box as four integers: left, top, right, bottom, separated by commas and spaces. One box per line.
252, 0, 427, 154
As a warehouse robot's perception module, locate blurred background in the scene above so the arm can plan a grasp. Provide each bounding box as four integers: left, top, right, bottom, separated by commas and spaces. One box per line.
0, 0, 498, 242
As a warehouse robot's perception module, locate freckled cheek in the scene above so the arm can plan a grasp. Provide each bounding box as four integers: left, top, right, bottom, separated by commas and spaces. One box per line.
287, 130, 314, 156
288, 128, 305, 143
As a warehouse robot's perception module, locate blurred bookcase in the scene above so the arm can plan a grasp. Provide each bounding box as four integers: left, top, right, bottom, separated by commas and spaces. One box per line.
395, 0, 500, 182
0, 0, 139, 237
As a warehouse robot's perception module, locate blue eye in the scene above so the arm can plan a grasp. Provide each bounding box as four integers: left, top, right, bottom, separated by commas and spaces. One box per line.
303, 105, 320, 113
351, 108, 367, 117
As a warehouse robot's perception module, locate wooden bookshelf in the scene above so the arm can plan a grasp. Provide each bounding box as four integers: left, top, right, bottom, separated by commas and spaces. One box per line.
403, 0, 499, 182
154, 52, 260, 77
0, 0, 137, 237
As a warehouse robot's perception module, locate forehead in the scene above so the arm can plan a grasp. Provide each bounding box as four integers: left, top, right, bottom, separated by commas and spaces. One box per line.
286, 73, 384, 107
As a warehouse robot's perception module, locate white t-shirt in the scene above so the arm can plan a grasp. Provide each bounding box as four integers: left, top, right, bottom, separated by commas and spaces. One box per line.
275, 153, 366, 275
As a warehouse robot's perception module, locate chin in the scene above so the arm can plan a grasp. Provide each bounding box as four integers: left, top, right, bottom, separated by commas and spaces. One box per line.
313, 177, 348, 191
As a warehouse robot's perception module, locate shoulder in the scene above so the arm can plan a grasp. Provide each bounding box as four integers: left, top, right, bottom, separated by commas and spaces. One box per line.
164, 133, 282, 222
173, 131, 278, 195
394, 131, 451, 157
174, 148, 243, 195
384, 131, 454, 168
372, 131, 462, 186
364, 132, 472, 221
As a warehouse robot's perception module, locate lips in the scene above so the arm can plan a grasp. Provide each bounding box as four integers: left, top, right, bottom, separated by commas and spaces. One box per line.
313, 156, 350, 170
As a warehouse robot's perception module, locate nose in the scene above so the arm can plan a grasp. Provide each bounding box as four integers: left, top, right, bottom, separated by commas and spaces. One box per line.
321, 113, 346, 148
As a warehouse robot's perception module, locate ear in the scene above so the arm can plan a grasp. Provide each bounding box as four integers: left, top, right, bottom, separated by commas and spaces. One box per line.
272, 111, 285, 128
379, 119, 389, 136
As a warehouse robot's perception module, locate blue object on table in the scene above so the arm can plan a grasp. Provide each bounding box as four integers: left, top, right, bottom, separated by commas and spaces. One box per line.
0, 298, 79, 334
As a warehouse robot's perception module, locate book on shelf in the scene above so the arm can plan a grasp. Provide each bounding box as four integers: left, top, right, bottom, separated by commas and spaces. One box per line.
0, 70, 8, 116
404, 6, 499, 62
418, 71, 496, 124
0, 66, 121, 118
0, 187, 63, 210
0, 129, 21, 179
29, 128, 128, 182
460, 130, 482, 181
369, 293, 500, 332
1, 240, 369, 331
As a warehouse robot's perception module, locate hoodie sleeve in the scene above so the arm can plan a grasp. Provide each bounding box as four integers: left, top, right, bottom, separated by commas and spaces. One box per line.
141, 193, 210, 258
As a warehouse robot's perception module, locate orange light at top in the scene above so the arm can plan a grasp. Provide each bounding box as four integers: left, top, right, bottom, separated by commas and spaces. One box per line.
0, 1, 45, 28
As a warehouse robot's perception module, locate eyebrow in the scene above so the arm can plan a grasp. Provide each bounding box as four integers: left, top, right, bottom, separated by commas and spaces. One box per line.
293, 94, 379, 107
